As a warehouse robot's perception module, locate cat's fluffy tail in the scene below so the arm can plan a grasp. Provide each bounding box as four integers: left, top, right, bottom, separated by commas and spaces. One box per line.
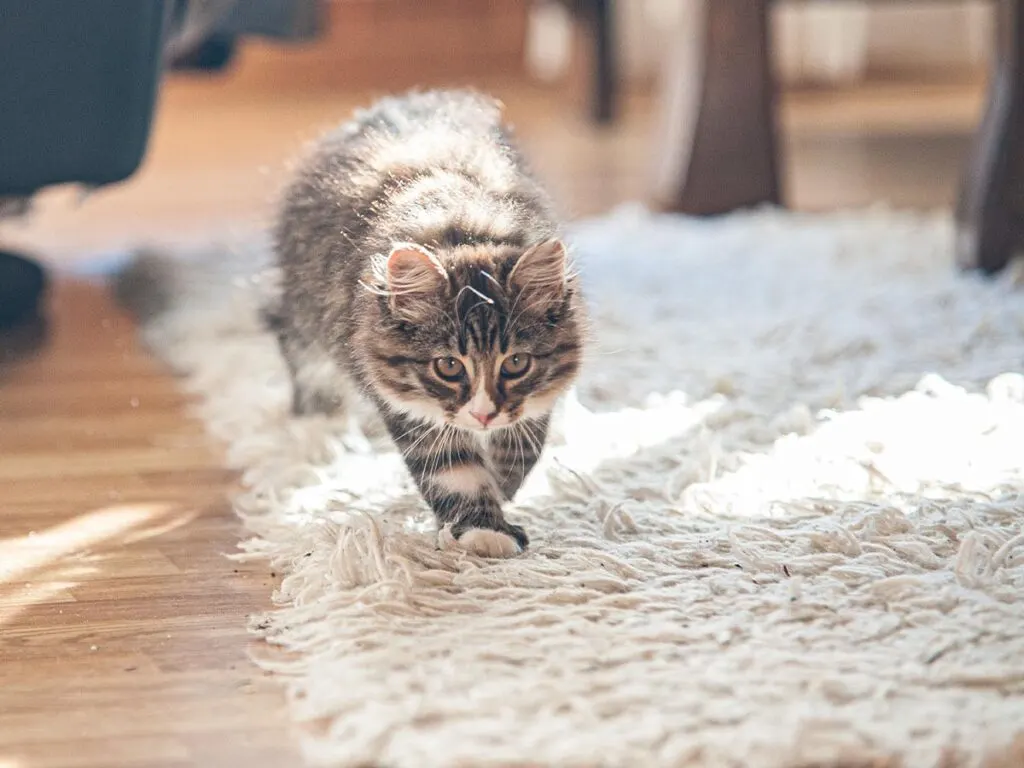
112, 247, 182, 324
111, 241, 275, 374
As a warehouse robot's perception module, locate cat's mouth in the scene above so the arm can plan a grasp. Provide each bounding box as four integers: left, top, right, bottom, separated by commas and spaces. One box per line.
453, 413, 514, 433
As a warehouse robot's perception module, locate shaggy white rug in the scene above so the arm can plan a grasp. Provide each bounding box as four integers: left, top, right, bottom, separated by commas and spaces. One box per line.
116, 206, 1024, 768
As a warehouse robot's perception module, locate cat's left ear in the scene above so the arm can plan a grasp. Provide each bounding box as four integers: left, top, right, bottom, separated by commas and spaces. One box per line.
508, 239, 568, 306
385, 243, 448, 320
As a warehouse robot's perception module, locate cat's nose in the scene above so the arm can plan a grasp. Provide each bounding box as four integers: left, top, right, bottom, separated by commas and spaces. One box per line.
470, 409, 497, 427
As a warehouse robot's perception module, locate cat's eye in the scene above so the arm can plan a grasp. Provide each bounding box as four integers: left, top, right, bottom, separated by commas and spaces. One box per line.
433, 356, 465, 382
500, 353, 532, 379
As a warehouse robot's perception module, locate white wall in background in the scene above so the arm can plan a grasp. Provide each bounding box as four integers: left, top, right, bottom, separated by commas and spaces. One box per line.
774, 3, 869, 85
525, 1, 573, 83
525, 0, 993, 87
863, 1, 992, 75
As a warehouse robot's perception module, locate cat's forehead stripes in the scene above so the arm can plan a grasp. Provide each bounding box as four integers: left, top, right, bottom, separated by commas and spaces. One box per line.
451, 262, 512, 354
459, 308, 501, 352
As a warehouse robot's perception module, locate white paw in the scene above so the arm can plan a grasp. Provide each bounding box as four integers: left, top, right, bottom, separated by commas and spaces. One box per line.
456, 528, 522, 558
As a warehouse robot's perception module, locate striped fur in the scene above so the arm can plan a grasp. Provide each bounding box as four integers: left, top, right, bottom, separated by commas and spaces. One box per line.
266, 89, 585, 556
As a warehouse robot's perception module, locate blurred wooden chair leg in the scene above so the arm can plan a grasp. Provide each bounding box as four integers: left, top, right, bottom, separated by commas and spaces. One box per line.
652, 0, 780, 215
587, 0, 616, 124
956, 0, 1024, 274
558, 0, 617, 125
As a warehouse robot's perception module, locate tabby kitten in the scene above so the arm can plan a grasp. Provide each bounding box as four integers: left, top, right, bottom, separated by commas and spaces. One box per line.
265, 89, 585, 558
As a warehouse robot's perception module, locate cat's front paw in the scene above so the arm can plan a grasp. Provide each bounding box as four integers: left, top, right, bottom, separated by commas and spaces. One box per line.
450, 521, 529, 558
458, 528, 521, 558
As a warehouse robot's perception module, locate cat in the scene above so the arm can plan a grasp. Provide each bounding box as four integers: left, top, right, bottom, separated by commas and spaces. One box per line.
263, 89, 585, 558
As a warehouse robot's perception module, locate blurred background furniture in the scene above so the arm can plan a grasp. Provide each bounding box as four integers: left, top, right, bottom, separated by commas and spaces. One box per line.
654, 0, 1023, 274
0, 0, 323, 328
0, 0, 1012, 295
0, 0, 166, 327
0, 0, 622, 330
555, 0, 618, 124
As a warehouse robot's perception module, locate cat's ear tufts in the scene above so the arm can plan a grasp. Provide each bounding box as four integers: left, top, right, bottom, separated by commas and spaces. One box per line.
508, 239, 568, 306
385, 243, 447, 319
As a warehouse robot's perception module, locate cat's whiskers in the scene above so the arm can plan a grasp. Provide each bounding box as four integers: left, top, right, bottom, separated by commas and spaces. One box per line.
518, 419, 544, 460
398, 420, 443, 458
453, 284, 496, 332
513, 423, 528, 481
507, 293, 558, 332
500, 423, 524, 485
442, 426, 461, 475
391, 415, 430, 444
461, 284, 495, 306
423, 422, 456, 480
504, 285, 526, 333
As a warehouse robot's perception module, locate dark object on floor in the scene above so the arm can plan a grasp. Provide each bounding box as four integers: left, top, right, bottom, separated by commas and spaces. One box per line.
170, 32, 238, 71
0, 313, 49, 369
0, 0, 165, 196
654, 0, 778, 215
657, 0, 1022, 274
575, 0, 617, 125
955, 0, 1024, 273
589, 0, 617, 125
547, 0, 618, 125
0, 0, 165, 336
164, 0, 322, 71
0, 0, 325, 333
0, 251, 46, 329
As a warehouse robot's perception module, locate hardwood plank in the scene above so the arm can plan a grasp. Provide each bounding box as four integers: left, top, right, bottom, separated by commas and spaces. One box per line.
0, 275, 297, 767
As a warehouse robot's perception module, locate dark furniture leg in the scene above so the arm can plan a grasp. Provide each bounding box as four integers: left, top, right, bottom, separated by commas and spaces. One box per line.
654, 0, 780, 214
560, 0, 617, 125
0, 0, 165, 331
0, 251, 46, 329
587, 0, 616, 124
956, 0, 1024, 273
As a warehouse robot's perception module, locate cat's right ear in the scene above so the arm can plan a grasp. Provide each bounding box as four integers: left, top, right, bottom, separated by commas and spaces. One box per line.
385, 243, 447, 320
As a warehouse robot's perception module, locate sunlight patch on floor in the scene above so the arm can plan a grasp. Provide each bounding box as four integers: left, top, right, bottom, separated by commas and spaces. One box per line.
0, 503, 198, 627
0, 503, 180, 584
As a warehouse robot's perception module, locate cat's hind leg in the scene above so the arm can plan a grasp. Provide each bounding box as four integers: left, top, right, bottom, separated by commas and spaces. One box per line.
283, 338, 347, 416
261, 299, 346, 417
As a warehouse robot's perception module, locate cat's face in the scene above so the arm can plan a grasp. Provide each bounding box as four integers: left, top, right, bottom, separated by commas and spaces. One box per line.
366, 240, 583, 433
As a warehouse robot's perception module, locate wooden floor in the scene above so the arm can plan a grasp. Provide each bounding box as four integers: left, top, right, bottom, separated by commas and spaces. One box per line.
0, 282, 298, 766
0, 70, 985, 767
